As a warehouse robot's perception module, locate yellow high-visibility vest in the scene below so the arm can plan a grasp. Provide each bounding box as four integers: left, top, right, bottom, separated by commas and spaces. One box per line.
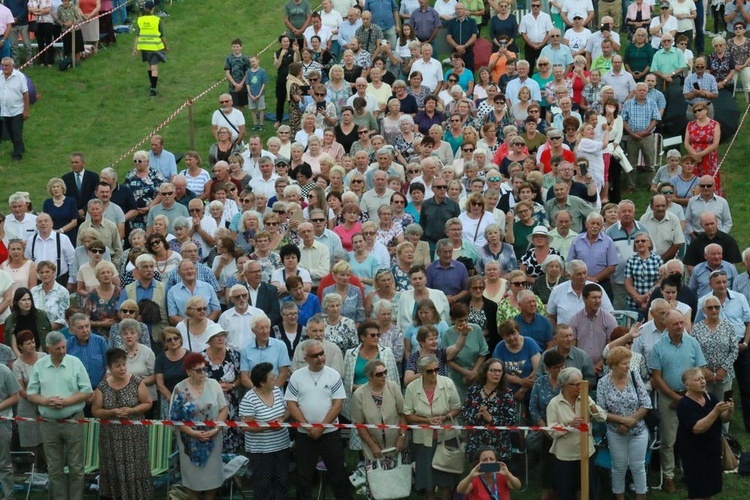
136, 15, 164, 51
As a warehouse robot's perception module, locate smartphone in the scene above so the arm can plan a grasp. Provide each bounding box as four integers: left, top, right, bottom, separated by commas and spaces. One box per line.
692, 82, 700, 90
724, 391, 733, 402
578, 163, 588, 177
479, 462, 501, 473
316, 101, 326, 110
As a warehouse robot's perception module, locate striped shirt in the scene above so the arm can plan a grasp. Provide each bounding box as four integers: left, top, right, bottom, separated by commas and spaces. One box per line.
238, 386, 290, 453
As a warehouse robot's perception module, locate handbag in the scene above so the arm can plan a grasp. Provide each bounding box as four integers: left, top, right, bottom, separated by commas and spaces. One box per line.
630, 371, 660, 432
431, 416, 465, 474
366, 454, 412, 499
722, 435, 740, 471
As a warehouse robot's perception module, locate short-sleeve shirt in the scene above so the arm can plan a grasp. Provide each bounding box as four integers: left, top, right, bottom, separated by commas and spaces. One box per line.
246, 68, 269, 97
239, 337, 291, 374
27, 354, 93, 418
285, 366, 346, 434
648, 333, 706, 392
0, 364, 19, 418
491, 336, 540, 388
285, 0, 312, 33
225, 53, 250, 88
239, 386, 290, 453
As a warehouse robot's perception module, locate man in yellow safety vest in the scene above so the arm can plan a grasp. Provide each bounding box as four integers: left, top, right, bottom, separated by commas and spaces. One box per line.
132, 0, 168, 97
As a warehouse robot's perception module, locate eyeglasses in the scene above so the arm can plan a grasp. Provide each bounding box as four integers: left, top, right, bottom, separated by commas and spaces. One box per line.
133, 159, 146, 164
694, 65, 706, 69
266, 221, 279, 226
161, 191, 174, 195
433, 185, 447, 189
189, 208, 202, 213
362, 231, 376, 236
358, 130, 369, 135
462, 148, 475, 152
219, 100, 231, 104
192, 367, 208, 373
189, 306, 208, 312
273, 209, 286, 214
311, 218, 326, 222
392, 199, 405, 205
488, 368, 503, 374
706, 305, 721, 311
275, 163, 289, 168
307, 351, 326, 359
661, 189, 674, 194
511, 281, 526, 287
165, 337, 181, 343
550, 34, 560, 38
470, 201, 483, 206
241, 198, 253, 204
488, 176, 501, 182
373, 370, 388, 378
368, 333, 382, 338
89, 248, 105, 254
120, 309, 137, 314
700, 184, 714, 188
307, 194, 316, 199
424, 368, 440, 375
315, 93, 326, 97
232, 293, 249, 299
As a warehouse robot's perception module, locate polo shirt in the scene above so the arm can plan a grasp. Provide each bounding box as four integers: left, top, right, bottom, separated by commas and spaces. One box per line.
539, 345, 596, 384
360, 187, 395, 222
446, 16, 478, 46
545, 195, 594, 234
638, 211, 684, 258
684, 231, 742, 267
66, 334, 109, 389
146, 202, 190, 232
240, 337, 291, 374
27, 354, 92, 418
166, 280, 221, 317
285, 366, 346, 435
150, 150, 178, 181
695, 291, 750, 341
539, 44, 574, 69
425, 259, 468, 297
648, 333, 706, 391
514, 312, 553, 351
567, 232, 620, 277
631, 320, 667, 366
650, 47, 687, 76
568, 308, 618, 364
0, 68, 28, 117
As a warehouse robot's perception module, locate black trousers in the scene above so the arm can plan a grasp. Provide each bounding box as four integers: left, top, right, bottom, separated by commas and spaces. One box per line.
460, 46, 475, 72
525, 45, 543, 76
35, 22, 56, 65
275, 77, 287, 123
2, 114, 24, 159
294, 430, 352, 500
735, 349, 750, 432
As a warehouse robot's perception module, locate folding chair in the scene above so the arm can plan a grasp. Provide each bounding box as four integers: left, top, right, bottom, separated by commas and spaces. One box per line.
612, 310, 639, 328
149, 425, 178, 493
82, 421, 100, 474
10, 450, 35, 500
222, 455, 250, 500
655, 133, 684, 166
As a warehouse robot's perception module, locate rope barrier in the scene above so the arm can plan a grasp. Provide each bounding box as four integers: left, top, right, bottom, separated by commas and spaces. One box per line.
19, 0, 133, 71
0, 414, 588, 432
716, 101, 750, 174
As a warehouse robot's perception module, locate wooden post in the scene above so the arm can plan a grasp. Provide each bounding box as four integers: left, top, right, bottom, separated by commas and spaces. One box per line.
580, 380, 590, 500
71, 29, 76, 69
188, 102, 195, 151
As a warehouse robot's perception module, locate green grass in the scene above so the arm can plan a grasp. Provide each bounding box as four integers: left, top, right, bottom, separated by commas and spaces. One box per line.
7, 0, 750, 497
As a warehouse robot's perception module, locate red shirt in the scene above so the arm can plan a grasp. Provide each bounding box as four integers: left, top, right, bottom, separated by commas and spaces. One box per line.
539, 148, 576, 174
468, 474, 511, 500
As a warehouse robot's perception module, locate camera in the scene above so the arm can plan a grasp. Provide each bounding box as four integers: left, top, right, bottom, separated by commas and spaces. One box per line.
380, 39, 389, 46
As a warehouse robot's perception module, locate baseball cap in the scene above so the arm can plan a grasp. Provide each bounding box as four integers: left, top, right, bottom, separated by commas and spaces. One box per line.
144, 0, 155, 8
572, 13, 583, 19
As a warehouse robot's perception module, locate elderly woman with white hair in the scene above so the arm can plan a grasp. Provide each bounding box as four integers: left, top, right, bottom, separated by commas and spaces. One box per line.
374, 299, 404, 367
81, 261, 121, 337
393, 114, 421, 164
177, 296, 223, 353
301, 136, 326, 175
322, 291, 359, 354
124, 150, 164, 230
547, 366, 607, 500
322, 261, 365, 324
235, 210, 265, 254
532, 254, 568, 304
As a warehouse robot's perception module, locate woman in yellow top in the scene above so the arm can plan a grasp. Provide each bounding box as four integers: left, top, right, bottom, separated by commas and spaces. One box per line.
132, 0, 167, 97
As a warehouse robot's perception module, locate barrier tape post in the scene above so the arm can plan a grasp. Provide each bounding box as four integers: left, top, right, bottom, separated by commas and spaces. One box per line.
580, 380, 590, 500
188, 100, 195, 151
71, 27, 76, 69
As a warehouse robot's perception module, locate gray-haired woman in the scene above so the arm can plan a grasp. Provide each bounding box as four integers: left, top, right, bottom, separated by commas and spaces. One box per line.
404, 354, 462, 499
404, 223, 431, 267
547, 367, 607, 500
531, 254, 567, 305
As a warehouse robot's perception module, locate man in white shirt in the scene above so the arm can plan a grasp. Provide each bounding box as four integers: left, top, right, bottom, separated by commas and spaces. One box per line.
297, 222, 330, 286
219, 284, 263, 350
361, 170, 395, 222
337, 7, 362, 51
187, 199, 217, 258
584, 17, 621, 63
345, 77, 380, 114
519, 1, 553, 72
561, 0, 595, 27
409, 42, 443, 92
248, 156, 279, 199
0, 58, 28, 162
311, 209, 344, 265
211, 93, 246, 144
242, 135, 276, 178
24, 213, 75, 287
5, 192, 35, 242
505, 60, 543, 106
303, 12, 333, 49
547, 259, 614, 326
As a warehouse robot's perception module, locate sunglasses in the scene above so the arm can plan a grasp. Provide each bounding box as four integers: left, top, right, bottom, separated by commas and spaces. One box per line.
189, 306, 208, 312
351, 179, 363, 184
307, 351, 326, 359
488, 176, 501, 182
374, 370, 388, 378
161, 191, 174, 195
358, 130, 369, 135
408, 169, 420, 174
462, 148, 475, 152
165, 337, 181, 343
241, 198, 253, 203
424, 368, 440, 375
511, 281, 526, 287
433, 185, 447, 189
661, 189, 674, 194
368, 333, 382, 338
311, 218, 326, 222
120, 309, 138, 314
706, 305, 721, 311
219, 100, 231, 104
232, 293, 249, 299
192, 367, 208, 373
133, 159, 146, 164
89, 248, 105, 254
315, 93, 326, 97
700, 184, 714, 188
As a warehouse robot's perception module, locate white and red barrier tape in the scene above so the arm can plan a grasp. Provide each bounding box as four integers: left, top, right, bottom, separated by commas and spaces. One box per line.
0, 414, 588, 432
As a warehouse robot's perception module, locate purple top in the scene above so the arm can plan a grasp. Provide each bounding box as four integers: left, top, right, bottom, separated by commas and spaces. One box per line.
567, 232, 620, 277
425, 259, 468, 298
568, 307, 618, 364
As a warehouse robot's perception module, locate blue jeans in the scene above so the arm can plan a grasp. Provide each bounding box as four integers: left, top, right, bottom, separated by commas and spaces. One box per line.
111, 0, 127, 25
607, 427, 648, 495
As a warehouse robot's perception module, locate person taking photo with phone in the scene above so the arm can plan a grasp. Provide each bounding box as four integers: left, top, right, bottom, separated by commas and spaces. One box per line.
457, 445, 521, 499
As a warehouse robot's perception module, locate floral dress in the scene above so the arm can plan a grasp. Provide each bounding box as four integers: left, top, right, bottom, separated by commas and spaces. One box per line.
376, 224, 403, 248
468, 304, 487, 334
391, 265, 412, 292
124, 168, 164, 230
202, 349, 242, 453
83, 287, 122, 338
708, 52, 735, 88
496, 296, 546, 324
326, 80, 352, 114
406, 85, 430, 109
98, 375, 153, 499
394, 212, 415, 232
461, 384, 516, 460
692, 320, 739, 381
289, 82, 304, 136
686, 119, 721, 193
249, 251, 281, 283
325, 316, 359, 354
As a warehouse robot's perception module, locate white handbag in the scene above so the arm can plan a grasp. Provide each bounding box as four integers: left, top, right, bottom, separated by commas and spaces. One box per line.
366, 454, 413, 499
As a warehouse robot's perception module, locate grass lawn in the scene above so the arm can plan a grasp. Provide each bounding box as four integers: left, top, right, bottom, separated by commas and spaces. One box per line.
5, 0, 750, 497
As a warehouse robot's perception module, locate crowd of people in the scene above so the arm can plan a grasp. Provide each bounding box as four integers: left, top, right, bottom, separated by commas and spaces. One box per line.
0, 0, 746, 498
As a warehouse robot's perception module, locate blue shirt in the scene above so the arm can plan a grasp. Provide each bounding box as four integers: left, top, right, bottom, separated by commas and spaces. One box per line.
118, 279, 156, 306
514, 313, 553, 351
364, 0, 398, 31
66, 334, 109, 389
621, 97, 661, 133
648, 333, 706, 392
149, 150, 177, 181
283, 293, 322, 326
239, 337, 292, 373
695, 291, 750, 341
246, 67, 269, 97
687, 260, 738, 298
166, 280, 221, 317
492, 336, 541, 391
425, 259, 468, 297
165, 263, 221, 293
567, 232, 620, 277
